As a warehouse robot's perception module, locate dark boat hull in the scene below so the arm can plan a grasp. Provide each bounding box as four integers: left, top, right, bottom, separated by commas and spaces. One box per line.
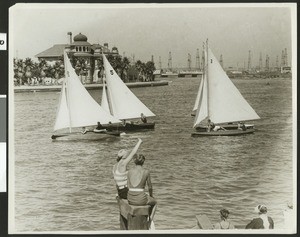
103, 122, 155, 131
191, 128, 255, 137
51, 130, 120, 141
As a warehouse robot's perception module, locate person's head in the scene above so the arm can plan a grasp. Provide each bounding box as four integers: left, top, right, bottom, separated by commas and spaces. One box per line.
141, 113, 144, 117
220, 209, 230, 220
98, 122, 101, 125
208, 119, 211, 123
255, 204, 268, 214
117, 149, 129, 162
134, 154, 145, 166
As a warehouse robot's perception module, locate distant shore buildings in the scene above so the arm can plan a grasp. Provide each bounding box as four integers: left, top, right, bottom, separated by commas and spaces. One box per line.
35, 32, 119, 83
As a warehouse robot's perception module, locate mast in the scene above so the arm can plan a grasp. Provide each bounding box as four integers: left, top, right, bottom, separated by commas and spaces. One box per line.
64, 52, 72, 133
206, 39, 210, 120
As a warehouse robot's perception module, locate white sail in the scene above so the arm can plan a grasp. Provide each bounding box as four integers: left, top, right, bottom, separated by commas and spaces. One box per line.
54, 52, 121, 131
192, 73, 204, 112
103, 54, 156, 120
193, 44, 260, 127
101, 78, 110, 114
54, 79, 70, 131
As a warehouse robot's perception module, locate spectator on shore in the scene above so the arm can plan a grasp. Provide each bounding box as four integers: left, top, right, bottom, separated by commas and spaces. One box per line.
245, 204, 274, 229
214, 208, 235, 229
112, 138, 142, 199
127, 153, 157, 215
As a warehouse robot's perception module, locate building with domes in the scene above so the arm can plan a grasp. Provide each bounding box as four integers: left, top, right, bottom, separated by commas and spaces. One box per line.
35, 32, 119, 82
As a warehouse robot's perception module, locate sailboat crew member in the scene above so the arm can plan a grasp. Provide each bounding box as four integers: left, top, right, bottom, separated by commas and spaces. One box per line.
113, 138, 143, 199
140, 113, 147, 123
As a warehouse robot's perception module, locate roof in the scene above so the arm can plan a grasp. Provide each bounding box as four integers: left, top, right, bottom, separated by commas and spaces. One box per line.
35, 44, 69, 58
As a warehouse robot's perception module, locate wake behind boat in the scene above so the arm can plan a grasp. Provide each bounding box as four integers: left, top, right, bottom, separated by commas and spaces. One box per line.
101, 54, 156, 132
192, 40, 260, 136
52, 51, 122, 140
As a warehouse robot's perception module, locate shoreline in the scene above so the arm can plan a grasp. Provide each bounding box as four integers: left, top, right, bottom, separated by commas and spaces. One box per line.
14, 80, 169, 93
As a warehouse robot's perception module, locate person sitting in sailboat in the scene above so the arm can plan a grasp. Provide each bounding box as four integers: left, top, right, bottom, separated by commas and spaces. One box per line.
113, 138, 143, 199
207, 119, 226, 132
93, 121, 107, 133
207, 119, 214, 132
237, 122, 247, 131
81, 127, 88, 134
140, 113, 147, 123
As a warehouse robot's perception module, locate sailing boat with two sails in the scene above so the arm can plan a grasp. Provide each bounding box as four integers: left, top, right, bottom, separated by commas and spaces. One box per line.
192, 40, 260, 136
51, 51, 122, 140
101, 54, 156, 131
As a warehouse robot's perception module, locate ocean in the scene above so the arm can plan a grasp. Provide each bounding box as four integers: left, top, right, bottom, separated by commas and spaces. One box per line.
11, 76, 294, 232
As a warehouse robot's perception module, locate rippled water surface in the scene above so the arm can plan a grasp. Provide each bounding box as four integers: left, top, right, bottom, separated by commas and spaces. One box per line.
12, 77, 294, 232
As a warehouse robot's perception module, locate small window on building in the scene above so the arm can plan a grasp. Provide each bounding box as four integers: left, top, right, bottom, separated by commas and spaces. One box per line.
79, 46, 82, 51
83, 46, 86, 52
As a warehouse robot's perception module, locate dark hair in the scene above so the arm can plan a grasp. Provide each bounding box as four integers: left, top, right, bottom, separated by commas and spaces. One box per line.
134, 154, 145, 165
220, 209, 230, 220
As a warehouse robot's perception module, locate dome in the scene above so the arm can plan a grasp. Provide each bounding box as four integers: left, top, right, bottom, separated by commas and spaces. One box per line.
73, 33, 88, 42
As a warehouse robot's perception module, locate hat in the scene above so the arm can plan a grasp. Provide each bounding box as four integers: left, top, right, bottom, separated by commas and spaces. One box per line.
117, 149, 128, 159
255, 204, 267, 214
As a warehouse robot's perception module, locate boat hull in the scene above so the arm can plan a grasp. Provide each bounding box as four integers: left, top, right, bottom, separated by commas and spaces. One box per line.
51, 130, 120, 141
191, 128, 255, 137
195, 124, 254, 132
103, 122, 155, 131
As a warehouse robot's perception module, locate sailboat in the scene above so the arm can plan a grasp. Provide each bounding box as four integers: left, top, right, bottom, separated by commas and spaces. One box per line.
51, 51, 122, 140
101, 54, 156, 131
192, 40, 260, 136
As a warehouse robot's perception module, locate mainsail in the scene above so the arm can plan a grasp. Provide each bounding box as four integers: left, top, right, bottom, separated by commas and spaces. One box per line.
193, 43, 260, 127
54, 52, 121, 131
102, 54, 156, 120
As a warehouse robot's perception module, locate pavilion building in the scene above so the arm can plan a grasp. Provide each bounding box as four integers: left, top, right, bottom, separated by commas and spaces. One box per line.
35, 32, 119, 83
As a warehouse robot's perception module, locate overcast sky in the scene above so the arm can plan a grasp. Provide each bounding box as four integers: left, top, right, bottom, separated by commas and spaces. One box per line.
9, 3, 295, 68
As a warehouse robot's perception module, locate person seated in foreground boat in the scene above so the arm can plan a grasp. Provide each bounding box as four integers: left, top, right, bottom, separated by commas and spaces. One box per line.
93, 121, 107, 133
212, 125, 226, 132
113, 138, 143, 199
127, 154, 157, 209
207, 119, 214, 132
245, 204, 274, 229
214, 208, 235, 229
140, 113, 147, 123
237, 122, 247, 131
81, 127, 88, 134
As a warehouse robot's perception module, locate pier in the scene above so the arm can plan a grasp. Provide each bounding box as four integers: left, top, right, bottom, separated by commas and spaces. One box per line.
14, 80, 169, 93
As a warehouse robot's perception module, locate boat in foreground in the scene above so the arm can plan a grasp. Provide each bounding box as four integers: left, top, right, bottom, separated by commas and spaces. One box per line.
51, 130, 120, 141
101, 54, 156, 131
192, 40, 260, 136
52, 51, 122, 140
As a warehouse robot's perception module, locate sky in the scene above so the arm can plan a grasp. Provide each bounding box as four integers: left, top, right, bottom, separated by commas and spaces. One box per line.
9, 3, 295, 69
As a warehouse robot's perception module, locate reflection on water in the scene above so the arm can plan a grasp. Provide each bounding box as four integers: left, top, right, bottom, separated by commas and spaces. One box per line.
12, 77, 294, 231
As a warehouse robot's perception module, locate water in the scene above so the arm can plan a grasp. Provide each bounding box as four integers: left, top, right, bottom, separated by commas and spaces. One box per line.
12, 77, 294, 232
